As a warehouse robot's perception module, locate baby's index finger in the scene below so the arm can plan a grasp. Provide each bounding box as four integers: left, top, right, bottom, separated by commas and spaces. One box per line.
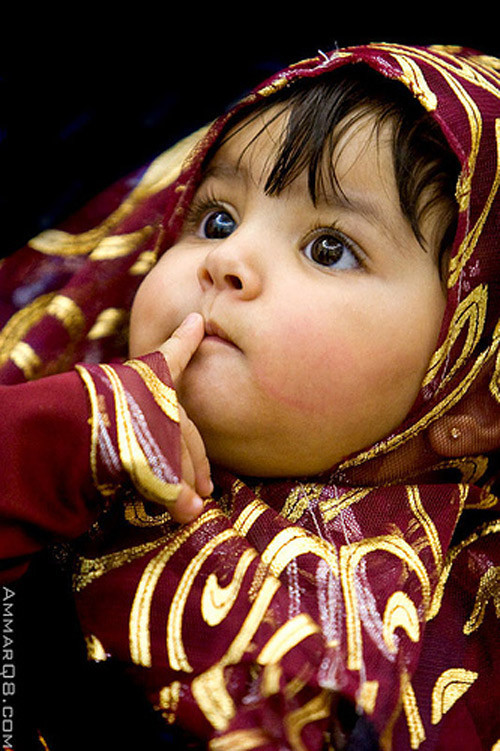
158, 313, 205, 381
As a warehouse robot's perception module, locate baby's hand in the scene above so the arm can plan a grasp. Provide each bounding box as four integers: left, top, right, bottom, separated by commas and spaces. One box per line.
157, 313, 212, 524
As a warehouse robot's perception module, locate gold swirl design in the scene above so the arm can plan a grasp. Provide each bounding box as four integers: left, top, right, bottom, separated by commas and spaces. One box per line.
463, 566, 500, 634
401, 671, 426, 749
422, 285, 488, 390
128, 508, 221, 666
339, 536, 430, 671
191, 575, 282, 730
201, 548, 258, 627
261, 526, 339, 578
257, 613, 320, 666
285, 690, 332, 751
319, 487, 372, 522
449, 119, 500, 286
428, 520, 500, 620
406, 486, 443, 570
0, 292, 55, 370
431, 668, 478, 725
382, 591, 420, 653
209, 728, 271, 751
87, 308, 128, 340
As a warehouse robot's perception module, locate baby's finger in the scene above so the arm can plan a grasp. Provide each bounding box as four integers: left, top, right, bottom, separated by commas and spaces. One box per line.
158, 313, 205, 382
169, 482, 205, 524
179, 406, 213, 498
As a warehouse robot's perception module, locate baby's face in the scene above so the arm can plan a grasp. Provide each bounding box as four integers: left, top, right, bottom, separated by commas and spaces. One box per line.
129, 110, 447, 476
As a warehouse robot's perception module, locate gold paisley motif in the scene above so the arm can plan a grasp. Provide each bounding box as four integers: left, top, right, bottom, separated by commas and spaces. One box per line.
128, 508, 221, 666
201, 547, 258, 627
391, 53, 438, 111
191, 576, 282, 730
0, 293, 56, 369
431, 668, 478, 725
89, 228, 154, 260
382, 591, 420, 653
84, 634, 108, 662
46, 294, 86, 339
339, 536, 430, 671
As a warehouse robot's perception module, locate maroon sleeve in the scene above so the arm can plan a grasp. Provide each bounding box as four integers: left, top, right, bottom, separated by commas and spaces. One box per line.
0, 352, 183, 582
0, 371, 98, 581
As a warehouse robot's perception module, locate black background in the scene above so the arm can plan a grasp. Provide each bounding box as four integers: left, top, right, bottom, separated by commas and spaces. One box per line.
1, 15, 499, 258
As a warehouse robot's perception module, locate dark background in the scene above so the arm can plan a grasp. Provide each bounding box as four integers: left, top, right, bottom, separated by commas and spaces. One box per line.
1, 16, 499, 258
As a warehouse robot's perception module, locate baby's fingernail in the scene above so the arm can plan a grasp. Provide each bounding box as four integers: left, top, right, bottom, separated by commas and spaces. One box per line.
180, 312, 203, 330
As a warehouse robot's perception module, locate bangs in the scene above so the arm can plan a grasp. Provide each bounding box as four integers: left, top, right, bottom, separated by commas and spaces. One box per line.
206, 64, 460, 262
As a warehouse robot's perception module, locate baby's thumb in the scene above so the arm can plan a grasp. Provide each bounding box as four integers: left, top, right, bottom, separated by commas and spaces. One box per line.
158, 313, 204, 381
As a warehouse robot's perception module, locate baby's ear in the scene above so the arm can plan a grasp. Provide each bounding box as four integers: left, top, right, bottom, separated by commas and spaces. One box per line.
428, 397, 500, 457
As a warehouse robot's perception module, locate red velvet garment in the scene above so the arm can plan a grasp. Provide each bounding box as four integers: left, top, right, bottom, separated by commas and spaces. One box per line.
1, 44, 500, 750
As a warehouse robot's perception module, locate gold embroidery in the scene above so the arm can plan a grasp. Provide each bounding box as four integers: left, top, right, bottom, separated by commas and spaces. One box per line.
382, 591, 420, 653
201, 548, 258, 627
319, 487, 372, 523
87, 308, 128, 340
191, 576, 281, 730
124, 496, 175, 528
168, 528, 239, 672
463, 566, 500, 634
257, 613, 320, 666
393, 54, 438, 111
99, 363, 181, 503
491, 741, 500, 751
0, 292, 56, 369
233, 497, 268, 536
406, 486, 443, 569
125, 358, 180, 423
74, 364, 115, 496
285, 690, 331, 751
339, 536, 430, 671
261, 527, 338, 579
357, 680, 379, 715
281, 483, 324, 522
73, 536, 171, 591
422, 285, 488, 391
46, 294, 86, 339
431, 668, 478, 725
128, 508, 221, 666
428, 520, 500, 620
158, 681, 181, 724
89, 228, 154, 260
84, 634, 108, 662
9, 341, 42, 379
209, 728, 271, 751
449, 119, 500, 286
129, 249, 158, 276
401, 672, 426, 749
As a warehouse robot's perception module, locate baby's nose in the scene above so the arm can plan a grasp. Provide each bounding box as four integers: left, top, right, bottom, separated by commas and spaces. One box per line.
197, 242, 262, 300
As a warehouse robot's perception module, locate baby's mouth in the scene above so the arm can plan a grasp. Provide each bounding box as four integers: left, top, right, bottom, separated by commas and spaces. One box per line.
204, 320, 238, 349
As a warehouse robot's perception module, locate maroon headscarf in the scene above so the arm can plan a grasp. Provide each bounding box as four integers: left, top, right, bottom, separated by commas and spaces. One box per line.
1, 43, 499, 750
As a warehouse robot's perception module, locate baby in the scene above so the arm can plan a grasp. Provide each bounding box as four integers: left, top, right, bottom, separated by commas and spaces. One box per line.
1, 43, 499, 751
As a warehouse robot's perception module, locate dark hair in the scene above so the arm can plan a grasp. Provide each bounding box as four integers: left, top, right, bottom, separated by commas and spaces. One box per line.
207, 64, 460, 269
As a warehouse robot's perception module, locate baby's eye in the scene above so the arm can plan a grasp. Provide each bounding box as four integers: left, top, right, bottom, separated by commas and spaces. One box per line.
303, 232, 360, 270
198, 209, 237, 239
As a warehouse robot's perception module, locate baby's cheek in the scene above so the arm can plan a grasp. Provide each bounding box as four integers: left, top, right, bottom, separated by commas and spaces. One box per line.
252, 320, 354, 416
